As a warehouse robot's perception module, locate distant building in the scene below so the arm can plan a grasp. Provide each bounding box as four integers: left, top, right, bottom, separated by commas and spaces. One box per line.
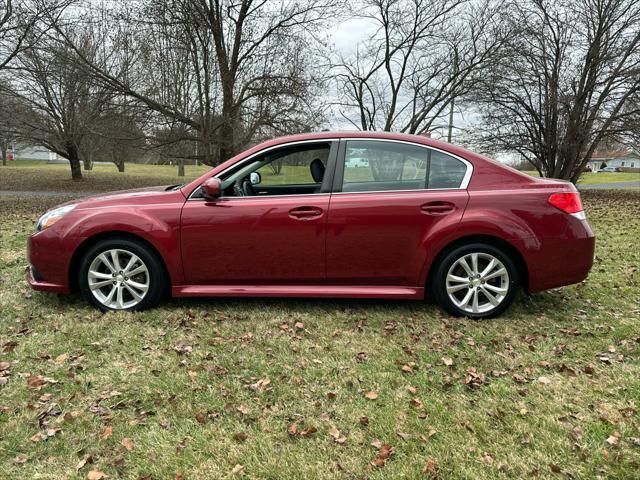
13, 146, 62, 163
587, 149, 640, 172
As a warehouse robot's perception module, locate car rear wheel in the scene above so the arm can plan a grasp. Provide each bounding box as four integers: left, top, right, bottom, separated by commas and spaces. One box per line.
78, 238, 165, 311
432, 243, 519, 319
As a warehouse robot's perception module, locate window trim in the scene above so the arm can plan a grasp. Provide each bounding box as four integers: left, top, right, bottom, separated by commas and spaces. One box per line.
333, 138, 473, 194
187, 139, 339, 201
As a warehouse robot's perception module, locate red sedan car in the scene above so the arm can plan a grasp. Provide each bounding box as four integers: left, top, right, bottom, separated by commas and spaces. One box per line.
27, 132, 595, 318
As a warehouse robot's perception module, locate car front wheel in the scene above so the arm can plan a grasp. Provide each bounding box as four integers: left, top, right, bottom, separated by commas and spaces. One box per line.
78, 238, 166, 311
432, 243, 519, 319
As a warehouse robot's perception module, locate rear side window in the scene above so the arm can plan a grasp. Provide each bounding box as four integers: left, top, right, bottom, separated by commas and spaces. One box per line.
342, 140, 427, 192
428, 150, 467, 189
341, 140, 468, 192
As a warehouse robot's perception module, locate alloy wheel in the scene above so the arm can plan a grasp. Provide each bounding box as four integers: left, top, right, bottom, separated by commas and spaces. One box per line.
445, 252, 510, 315
87, 248, 150, 310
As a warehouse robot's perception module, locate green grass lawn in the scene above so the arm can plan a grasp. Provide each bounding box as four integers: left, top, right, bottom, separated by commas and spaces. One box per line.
577, 172, 640, 184
522, 170, 639, 185
0, 188, 638, 479
1, 162, 211, 193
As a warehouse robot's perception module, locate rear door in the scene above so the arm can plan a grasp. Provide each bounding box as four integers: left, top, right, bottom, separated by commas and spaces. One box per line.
325, 139, 470, 286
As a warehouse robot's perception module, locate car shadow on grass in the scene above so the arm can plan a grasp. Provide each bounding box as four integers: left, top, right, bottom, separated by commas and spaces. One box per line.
38, 287, 576, 324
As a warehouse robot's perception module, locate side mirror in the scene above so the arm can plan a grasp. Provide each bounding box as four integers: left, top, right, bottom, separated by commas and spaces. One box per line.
250, 172, 261, 185
202, 177, 222, 200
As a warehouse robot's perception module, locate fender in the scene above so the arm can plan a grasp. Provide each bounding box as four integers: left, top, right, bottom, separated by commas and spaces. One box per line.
417, 207, 541, 287
65, 205, 184, 285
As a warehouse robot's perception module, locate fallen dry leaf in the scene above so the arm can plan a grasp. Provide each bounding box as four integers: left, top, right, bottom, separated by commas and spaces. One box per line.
54, 353, 68, 365
365, 391, 378, 400
371, 443, 394, 467
121, 437, 134, 451
328, 425, 346, 444
234, 432, 248, 442
76, 455, 92, 470
442, 356, 454, 367
422, 458, 438, 477
606, 431, 621, 445
537, 376, 551, 384
101, 426, 113, 439
231, 464, 244, 475
86, 470, 107, 480
14, 454, 27, 464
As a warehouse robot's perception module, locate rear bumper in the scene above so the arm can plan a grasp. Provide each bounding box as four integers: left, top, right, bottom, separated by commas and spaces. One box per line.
527, 218, 595, 293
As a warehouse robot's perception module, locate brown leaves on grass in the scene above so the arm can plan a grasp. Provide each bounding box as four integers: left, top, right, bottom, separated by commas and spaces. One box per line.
606, 431, 621, 446
364, 390, 378, 400
26, 374, 58, 389
172, 340, 192, 355
101, 426, 113, 439
86, 470, 107, 480
370, 441, 394, 467
422, 458, 439, 477
249, 377, 271, 392
0, 361, 10, 386
328, 425, 346, 444
234, 432, 248, 442
463, 367, 486, 389
121, 437, 134, 451
30, 428, 61, 442
288, 423, 317, 437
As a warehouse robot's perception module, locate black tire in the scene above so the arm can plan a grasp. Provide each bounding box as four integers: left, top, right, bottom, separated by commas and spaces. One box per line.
431, 242, 519, 319
78, 237, 166, 311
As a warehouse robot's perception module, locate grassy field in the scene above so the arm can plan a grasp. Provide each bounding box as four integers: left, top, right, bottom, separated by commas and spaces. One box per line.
1, 162, 211, 193
523, 170, 640, 185
0, 167, 639, 479
577, 172, 640, 184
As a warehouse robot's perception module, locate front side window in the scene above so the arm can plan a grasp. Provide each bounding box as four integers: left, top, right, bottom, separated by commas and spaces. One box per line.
341, 140, 467, 192
255, 146, 329, 186
192, 142, 331, 198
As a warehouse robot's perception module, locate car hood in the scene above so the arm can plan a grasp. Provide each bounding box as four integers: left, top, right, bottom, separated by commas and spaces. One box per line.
55, 185, 186, 210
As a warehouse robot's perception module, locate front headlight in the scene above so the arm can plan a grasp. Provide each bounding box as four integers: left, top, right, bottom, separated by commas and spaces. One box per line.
36, 205, 76, 232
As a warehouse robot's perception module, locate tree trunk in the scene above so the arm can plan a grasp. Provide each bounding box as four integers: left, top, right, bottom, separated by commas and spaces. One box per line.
67, 143, 83, 180
1, 144, 6, 166
178, 158, 185, 177
116, 157, 125, 172
83, 150, 93, 170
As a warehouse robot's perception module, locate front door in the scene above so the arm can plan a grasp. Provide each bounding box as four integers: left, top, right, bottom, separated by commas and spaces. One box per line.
326, 140, 470, 286
180, 141, 336, 285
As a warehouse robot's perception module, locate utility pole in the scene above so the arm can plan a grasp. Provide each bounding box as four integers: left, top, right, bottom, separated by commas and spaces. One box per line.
447, 97, 455, 143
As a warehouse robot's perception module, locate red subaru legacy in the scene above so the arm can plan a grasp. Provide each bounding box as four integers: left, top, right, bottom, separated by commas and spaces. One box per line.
27, 132, 595, 318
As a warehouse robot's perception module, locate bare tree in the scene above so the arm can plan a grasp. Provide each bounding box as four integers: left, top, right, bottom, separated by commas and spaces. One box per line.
55, 0, 334, 165
472, 0, 640, 182
6, 26, 115, 179
333, 0, 507, 136
0, 0, 71, 70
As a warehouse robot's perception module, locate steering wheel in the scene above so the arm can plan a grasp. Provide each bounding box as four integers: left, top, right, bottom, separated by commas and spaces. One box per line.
233, 175, 256, 197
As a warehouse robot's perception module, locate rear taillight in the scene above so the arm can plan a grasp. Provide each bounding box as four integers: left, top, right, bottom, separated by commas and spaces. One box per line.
548, 192, 583, 214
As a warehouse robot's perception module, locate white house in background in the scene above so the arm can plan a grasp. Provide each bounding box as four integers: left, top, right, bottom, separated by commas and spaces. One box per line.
587, 149, 640, 172
13, 146, 61, 162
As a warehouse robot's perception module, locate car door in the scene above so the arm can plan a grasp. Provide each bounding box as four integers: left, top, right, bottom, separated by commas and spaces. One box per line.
326, 139, 470, 286
180, 141, 336, 285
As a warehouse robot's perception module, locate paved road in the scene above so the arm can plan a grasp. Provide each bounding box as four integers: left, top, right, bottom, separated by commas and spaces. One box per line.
577, 181, 639, 190
0, 190, 99, 197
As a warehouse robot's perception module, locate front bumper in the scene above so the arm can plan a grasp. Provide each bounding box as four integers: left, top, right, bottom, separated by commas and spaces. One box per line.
26, 266, 69, 293
27, 230, 77, 294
